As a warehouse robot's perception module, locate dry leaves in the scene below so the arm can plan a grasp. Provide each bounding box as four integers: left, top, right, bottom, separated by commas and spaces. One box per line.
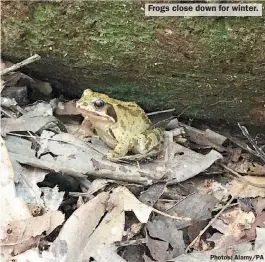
209, 207, 255, 248
0, 137, 64, 260
228, 176, 265, 198
51, 186, 154, 262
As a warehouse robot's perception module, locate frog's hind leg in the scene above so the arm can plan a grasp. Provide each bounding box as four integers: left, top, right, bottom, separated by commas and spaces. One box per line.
133, 128, 163, 155
108, 141, 130, 159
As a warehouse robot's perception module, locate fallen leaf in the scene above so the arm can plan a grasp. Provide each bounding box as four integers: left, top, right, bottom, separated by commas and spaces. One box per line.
210, 207, 255, 248
155, 192, 218, 229
15, 166, 48, 206
55, 100, 79, 115
255, 227, 265, 249
180, 124, 227, 152
114, 187, 153, 223
230, 148, 242, 162
243, 212, 265, 242
228, 176, 265, 198
0, 136, 16, 199
168, 242, 253, 262
139, 183, 166, 206
146, 219, 185, 261
1, 211, 64, 245
188, 220, 209, 242
228, 160, 265, 176
252, 197, 265, 215
41, 186, 64, 211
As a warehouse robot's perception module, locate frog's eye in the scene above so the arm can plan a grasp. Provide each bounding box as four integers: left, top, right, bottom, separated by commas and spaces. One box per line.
93, 99, 105, 109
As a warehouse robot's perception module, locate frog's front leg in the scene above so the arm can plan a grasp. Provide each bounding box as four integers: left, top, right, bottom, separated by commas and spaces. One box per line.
77, 118, 94, 138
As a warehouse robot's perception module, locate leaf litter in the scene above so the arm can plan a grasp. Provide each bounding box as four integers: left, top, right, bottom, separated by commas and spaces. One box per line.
1, 56, 265, 262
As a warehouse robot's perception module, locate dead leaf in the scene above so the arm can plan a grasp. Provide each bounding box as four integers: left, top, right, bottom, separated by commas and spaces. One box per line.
255, 227, 265, 249
168, 242, 253, 262
243, 212, 265, 242
114, 187, 153, 223
51, 187, 155, 262
51, 192, 109, 262
15, 166, 48, 206
1, 116, 60, 136
188, 220, 209, 242
0, 140, 64, 258
55, 100, 80, 115
41, 186, 64, 211
139, 183, 166, 206
247, 162, 265, 176
252, 197, 265, 215
53, 189, 127, 262
0, 136, 16, 198
228, 160, 265, 176
146, 219, 185, 261
8, 242, 68, 262
146, 233, 168, 262
162, 135, 223, 183
210, 207, 255, 248
230, 148, 242, 162
1, 211, 64, 245
180, 124, 227, 152
228, 176, 265, 198
5, 134, 155, 184
155, 192, 218, 229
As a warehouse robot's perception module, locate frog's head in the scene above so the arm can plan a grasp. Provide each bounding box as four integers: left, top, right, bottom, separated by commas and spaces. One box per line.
76, 89, 117, 123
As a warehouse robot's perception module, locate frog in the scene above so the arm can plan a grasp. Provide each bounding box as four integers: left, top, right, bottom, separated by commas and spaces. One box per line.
76, 88, 163, 159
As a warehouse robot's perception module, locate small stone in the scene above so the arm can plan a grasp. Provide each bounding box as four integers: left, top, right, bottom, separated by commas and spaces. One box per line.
1, 86, 28, 105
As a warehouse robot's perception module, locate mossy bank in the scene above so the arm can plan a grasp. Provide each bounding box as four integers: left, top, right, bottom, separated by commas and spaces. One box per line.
1, 1, 265, 126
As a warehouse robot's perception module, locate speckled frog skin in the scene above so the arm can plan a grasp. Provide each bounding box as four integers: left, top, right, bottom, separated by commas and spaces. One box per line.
76, 89, 163, 159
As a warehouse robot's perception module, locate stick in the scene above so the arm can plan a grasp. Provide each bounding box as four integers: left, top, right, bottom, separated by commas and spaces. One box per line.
152, 207, 191, 221
115, 238, 146, 247
164, 192, 196, 212
220, 163, 265, 188
1, 108, 15, 119
147, 108, 175, 116
0, 54, 41, 76
238, 123, 265, 163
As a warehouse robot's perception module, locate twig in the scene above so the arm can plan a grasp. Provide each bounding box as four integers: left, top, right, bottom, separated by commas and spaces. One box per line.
177, 105, 193, 118
185, 181, 247, 252
238, 123, 265, 163
158, 199, 180, 202
152, 207, 191, 221
6, 133, 162, 183
225, 133, 258, 158
220, 163, 265, 188
153, 116, 175, 128
115, 238, 146, 247
1, 97, 26, 115
147, 108, 175, 116
212, 203, 238, 212
165, 192, 196, 212
0, 54, 41, 76
1, 108, 15, 119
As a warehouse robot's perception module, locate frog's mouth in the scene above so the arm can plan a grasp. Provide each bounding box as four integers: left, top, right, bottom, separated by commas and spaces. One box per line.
77, 107, 116, 123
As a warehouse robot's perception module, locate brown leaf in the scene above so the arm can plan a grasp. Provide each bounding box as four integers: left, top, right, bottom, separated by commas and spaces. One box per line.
210, 207, 255, 248
228, 176, 265, 198
243, 212, 265, 242
188, 220, 209, 242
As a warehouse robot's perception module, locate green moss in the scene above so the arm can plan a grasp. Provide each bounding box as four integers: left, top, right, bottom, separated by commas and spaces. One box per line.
1, 1, 265, 125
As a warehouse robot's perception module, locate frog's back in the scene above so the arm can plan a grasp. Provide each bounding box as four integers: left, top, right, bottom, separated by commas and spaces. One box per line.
117, 101, 151, 124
